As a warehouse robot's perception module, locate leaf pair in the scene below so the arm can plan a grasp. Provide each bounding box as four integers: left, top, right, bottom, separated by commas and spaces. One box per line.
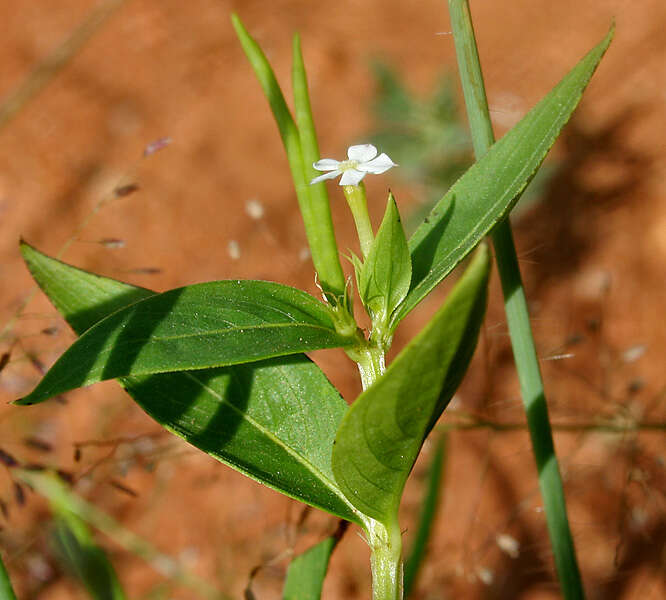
333, 245, 489, 523
19, 241, 489, 530
19, 243, 360, 523
232, 15, 346, 301
19, 242, 489, 600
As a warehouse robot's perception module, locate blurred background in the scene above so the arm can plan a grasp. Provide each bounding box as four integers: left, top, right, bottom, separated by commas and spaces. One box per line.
0, 0, 664, 598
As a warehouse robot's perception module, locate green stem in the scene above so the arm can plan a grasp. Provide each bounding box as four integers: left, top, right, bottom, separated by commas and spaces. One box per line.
354, 343, 403, 599
343, 183, 375, 259
356, 344, 386, 390
367, 518, 403, 600
448, 1, 585, 598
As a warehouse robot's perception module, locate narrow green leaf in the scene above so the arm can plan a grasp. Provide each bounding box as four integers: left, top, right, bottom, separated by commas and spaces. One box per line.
332, 246, 490, 523
292, 34, 346, 298
0, 554, 18, 600
19, 243, 360, 523
403, 436, 446, 598
52, 511, 127, 600
359, 192, 411, 329
395, 27, 613, 323
18, 279, 355, 406
282, 523, 345, 600
231, 14, 299, 167
447, 6, 605, 598
232, 15, 345, 299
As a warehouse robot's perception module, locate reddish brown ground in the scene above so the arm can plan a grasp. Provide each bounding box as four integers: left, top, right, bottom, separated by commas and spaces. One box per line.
0, 1, 664, 598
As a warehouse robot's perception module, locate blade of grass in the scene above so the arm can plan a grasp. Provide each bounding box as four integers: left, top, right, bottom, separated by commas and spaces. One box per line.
0, 0, 127, 132
52, 511, 128, 600
403, 436, 446, 598
15, 470, 224, 600
231, 15, 345, 300
447, 2, 612, 597
0, 554, 18, 600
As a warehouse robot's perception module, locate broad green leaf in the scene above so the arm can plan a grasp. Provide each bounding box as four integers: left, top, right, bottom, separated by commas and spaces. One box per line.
18, 278, 355, 406
403, 436, 446, 598
394, 27, 613, 323
52, 512, 127, 600
19, 243, 360, 523
125, 359, 357, 522
282, 524, 345, 600
232, 14, 345, 299
0, 554, 17, 600
332, 245, 490, 523
359, 192, 411, 331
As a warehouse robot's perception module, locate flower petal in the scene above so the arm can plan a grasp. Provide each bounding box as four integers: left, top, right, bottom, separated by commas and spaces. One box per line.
339, 169, 366, 186
310, 170, 342, 185
313, 158, 341, 172
357, 153, 397, 174
347, 144, 377, 162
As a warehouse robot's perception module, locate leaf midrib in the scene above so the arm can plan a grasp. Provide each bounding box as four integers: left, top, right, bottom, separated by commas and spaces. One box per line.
180, 369, 359, 517
99, 320, 344, 345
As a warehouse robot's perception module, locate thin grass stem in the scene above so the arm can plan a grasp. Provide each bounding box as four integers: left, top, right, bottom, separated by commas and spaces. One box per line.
448, 1, 585, 597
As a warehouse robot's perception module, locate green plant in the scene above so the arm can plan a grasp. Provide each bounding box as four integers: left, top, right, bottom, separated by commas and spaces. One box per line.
10, 6, 612, 599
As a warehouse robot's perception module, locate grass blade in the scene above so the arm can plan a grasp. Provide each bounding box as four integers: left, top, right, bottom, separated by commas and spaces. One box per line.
52, 511, 127, 600
16, 470, 222, 600
447, 2, 613, 597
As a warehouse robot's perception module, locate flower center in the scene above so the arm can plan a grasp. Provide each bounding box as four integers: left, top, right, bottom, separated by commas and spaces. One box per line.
338, 159, 359, 172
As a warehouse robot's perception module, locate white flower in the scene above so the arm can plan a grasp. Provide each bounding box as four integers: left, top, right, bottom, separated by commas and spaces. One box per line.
310, 144, 397, 186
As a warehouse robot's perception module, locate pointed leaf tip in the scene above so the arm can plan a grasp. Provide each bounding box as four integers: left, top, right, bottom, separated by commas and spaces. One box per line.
19, 280, 354, 406
398, 25, 614, 322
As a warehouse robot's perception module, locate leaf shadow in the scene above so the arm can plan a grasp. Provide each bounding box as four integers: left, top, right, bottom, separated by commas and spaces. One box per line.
67, 287, 154, 334
99, 287, 183, 383
410, 195, 456, 289
124, 355, 330, 487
